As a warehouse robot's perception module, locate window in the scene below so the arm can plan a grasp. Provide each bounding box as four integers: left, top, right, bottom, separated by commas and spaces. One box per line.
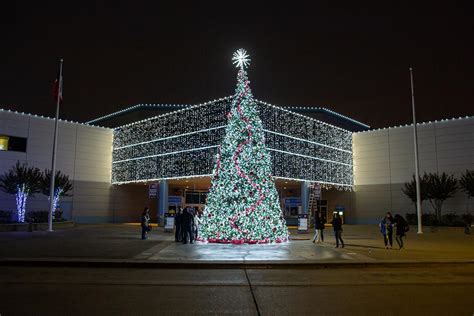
0, 136, 7, 150
0, 135, 27, 152
185, 191, 208, 204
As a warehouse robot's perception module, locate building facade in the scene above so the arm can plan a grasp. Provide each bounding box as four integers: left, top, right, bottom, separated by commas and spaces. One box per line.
352, 116, 474, 224
112, 97, 354, 188
1, 104, 472, 225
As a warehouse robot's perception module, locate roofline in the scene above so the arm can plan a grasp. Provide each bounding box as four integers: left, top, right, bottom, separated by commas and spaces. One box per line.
354, 115, 474, 134
0, 108, 111, 130
86, 97, 370, 130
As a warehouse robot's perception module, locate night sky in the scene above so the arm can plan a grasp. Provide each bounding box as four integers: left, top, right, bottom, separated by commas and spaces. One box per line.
1, 1, 473, 128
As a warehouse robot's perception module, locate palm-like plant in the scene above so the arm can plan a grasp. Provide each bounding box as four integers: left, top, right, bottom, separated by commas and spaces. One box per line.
0, 161, 42, 222
459, 170, 474, 198
426, 172, 458, 221
459, 170, 474, 211
40, 169, 73, 217
402, 173, 429, 212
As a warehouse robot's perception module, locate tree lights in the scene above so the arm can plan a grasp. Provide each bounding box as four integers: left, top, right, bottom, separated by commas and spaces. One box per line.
15, 184, 28, 222
197, 50, 288, 243
0, 162, 42, 223
40, 169, 73, 218
112, 101, 353, 187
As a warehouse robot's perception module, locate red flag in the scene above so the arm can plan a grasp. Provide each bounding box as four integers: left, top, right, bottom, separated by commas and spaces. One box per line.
52, 69, 63, 104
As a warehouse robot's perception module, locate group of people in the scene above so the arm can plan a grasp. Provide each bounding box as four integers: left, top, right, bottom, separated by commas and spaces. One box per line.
174, 207, 202, 244
140, 206, 203, 242
312, 211, 409, 250
312, 212, 345, 248
143, 206, 410, 250
379, 212, 409, 249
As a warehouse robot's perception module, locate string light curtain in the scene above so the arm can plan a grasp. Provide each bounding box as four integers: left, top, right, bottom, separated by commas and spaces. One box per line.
112, 99, 353, 189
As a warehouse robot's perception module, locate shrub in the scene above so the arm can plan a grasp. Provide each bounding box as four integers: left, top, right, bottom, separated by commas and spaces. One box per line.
26, 210, 65, 223
0, 210, 12, 223
422, 213, 439, 226
440, 213, 464, 227
461, 213, 472, 225
26, 211, 49, 223
406, 212, 468, 227
405, 213, 417, 225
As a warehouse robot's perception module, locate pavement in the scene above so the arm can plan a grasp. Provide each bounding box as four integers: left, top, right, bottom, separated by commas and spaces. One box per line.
1, 225, 474, 315
1, 265, 474, 315
0, 223, 473, 266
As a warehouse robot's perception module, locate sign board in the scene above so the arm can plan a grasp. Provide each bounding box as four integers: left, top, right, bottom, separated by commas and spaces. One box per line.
149, 183, 158, 198
168, 196, 182, 205
298, 214, 309, 233
285, 198, 302, 207
164, 213, 175, 232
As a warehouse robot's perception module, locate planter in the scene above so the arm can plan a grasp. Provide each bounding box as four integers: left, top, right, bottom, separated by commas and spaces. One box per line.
0, 221, 75, 232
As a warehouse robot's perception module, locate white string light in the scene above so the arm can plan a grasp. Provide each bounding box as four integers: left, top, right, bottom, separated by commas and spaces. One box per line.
112, 98, 354, 188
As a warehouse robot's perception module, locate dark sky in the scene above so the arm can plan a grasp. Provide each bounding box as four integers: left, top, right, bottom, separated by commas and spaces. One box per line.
1, 1, 473, 128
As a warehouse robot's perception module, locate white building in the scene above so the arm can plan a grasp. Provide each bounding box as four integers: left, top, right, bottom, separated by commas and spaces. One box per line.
352, 116, 474, 223
1, 104, 473, 225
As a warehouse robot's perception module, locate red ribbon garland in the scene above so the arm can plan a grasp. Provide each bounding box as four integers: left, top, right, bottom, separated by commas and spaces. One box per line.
229, 76, 266, 237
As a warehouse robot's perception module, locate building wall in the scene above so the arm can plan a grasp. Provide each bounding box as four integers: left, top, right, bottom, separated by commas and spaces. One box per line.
0, 110, 142, 223
352, 117, 474, 224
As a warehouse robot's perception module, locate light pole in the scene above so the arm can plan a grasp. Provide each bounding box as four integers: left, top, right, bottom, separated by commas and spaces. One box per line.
410, 67, 423, 234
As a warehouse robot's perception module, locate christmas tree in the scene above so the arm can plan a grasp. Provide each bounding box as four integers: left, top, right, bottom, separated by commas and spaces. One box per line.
198, 49, 289, 244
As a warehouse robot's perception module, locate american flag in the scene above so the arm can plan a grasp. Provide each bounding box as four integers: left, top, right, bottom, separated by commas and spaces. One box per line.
52, 66, 63, 104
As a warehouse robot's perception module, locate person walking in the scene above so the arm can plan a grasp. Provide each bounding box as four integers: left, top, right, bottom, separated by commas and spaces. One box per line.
312, 212, 324, 244
321, 214, 326, 242
140, 207, 151, 240
194, 210, 202, 240
379, 212, 394, 249
175, 208, 183, 242
332, 213, 344, 248
394, 214, 409, 249
181, 208, 195, 244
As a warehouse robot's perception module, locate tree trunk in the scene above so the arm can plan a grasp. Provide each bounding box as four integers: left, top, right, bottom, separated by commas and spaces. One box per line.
435, 200, 443, 222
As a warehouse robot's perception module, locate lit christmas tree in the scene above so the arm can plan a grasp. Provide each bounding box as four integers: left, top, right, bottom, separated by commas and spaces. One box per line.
198, 49, 289, 244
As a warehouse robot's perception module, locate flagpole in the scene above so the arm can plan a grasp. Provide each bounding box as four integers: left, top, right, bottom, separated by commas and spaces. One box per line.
48, 58, 63, 232
410, 67, 423, 234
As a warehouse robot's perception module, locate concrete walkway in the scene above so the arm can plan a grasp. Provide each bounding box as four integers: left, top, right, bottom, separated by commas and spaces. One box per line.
0, 224, 472, 265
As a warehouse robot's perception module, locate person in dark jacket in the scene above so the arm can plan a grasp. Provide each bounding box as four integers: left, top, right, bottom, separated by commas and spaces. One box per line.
140, 207, 151, 240
181, 208, 195, 244
332, 213, 344, 248
321, 214, 326, 242
175, 208, 183, 242
312, 212, 324, 244
379, 212, 394, 249
394, 214, 409, 249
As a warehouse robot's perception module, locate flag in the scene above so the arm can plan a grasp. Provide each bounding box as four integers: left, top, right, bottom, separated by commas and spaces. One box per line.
52, 67, 63, 104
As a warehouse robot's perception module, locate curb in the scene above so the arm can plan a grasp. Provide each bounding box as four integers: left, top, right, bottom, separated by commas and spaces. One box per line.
1, 258, 473, 269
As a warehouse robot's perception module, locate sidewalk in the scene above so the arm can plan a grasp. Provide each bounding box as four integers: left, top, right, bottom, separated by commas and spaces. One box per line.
0, 224, 472, 266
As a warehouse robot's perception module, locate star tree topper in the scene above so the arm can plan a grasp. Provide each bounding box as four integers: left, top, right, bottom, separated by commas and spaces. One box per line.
232, 48, 251, 69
